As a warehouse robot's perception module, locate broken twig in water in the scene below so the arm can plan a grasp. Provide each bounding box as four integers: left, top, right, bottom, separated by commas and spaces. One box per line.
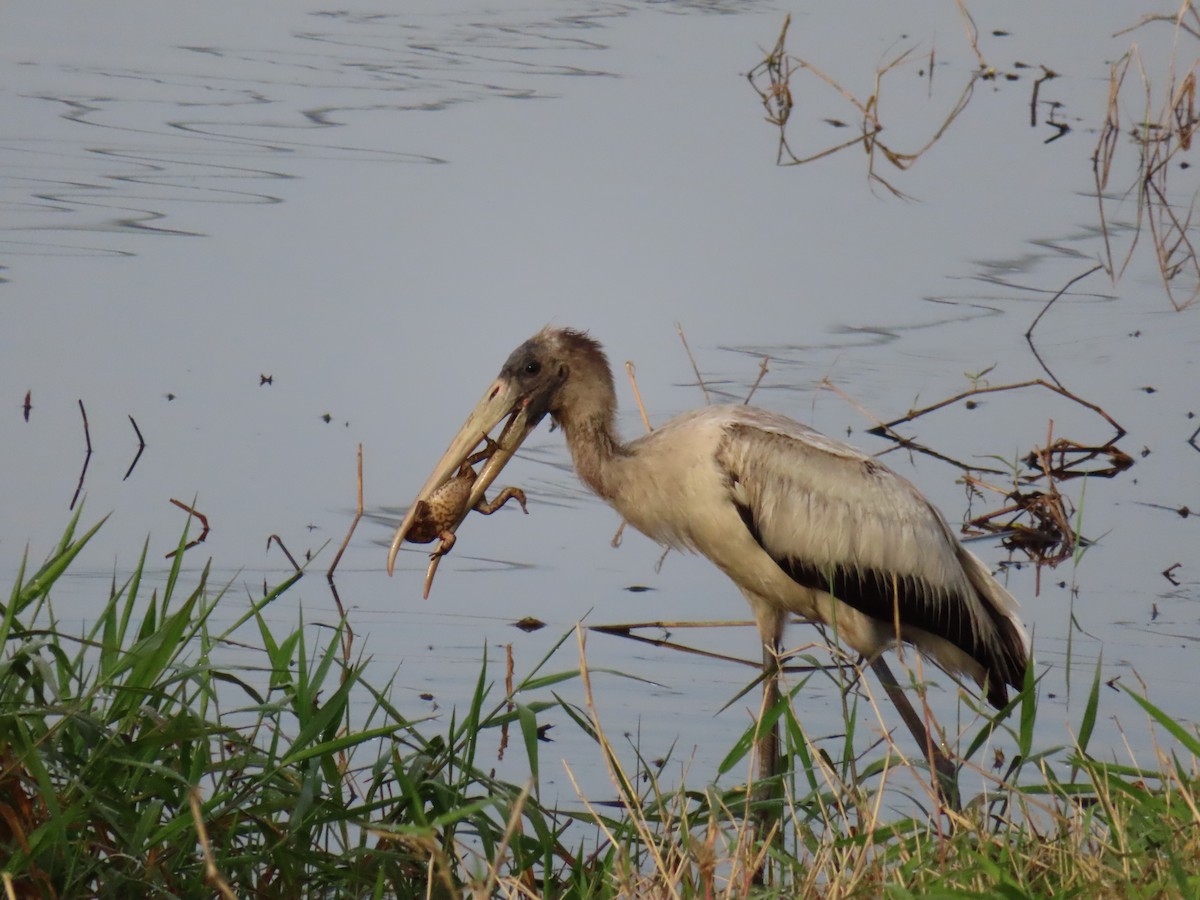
166, 499, 210, 558
326, 444, 362, 660
747, 13, 981, 196
1025, 264, 1105, 388
123, 415, 146, 481
676, 322, 711, 406
868, 379, 1126, 449
1094, 39, 1200, 310
964, 478, 1078, 574
327, 443, 363, 583
589, 619, 835, 674
625, 362, 651, 434
267, 534, 302, 572
744, 356, 770, 405
70, 399, 92, 511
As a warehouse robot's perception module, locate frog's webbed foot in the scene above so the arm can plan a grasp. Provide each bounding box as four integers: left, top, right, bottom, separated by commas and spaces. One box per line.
429, 530, 457, 561
474, 487, 528, 516
420, 531, 458, 600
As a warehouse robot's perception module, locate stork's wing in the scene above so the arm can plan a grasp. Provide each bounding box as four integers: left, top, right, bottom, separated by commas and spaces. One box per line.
715, 408, 1027, 701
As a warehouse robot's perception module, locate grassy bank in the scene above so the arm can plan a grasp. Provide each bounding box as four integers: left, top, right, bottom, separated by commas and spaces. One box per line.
1, 513, 1198, 898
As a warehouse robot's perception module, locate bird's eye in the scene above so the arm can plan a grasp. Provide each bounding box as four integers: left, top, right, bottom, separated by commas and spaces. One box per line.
524, 360, 541, 375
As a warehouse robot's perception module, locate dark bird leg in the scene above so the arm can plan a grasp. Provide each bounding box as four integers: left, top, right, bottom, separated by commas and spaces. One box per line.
868, 656, 960, 810
752, 606, 786, 813
758, 639, 782, 790
751, 611, 959, 812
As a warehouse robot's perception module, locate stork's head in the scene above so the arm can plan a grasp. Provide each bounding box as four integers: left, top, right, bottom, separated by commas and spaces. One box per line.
497, 327, 614, 431
386, 327, 610, 575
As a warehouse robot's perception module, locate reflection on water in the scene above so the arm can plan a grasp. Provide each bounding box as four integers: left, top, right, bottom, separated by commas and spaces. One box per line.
3, 0, 1198, 809
2, 3, 636, 260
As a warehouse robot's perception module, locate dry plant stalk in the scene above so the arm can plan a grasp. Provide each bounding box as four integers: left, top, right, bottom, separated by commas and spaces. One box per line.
624, 361, 652, 433
165, 498, 210, 558
964, 422, 1080, 580
1096, 3, 1200, 310
475, 781, 533, 899
875, 377, 1124, 438
326, 443, 363, 582
70, 399, 92, 511
568, 625, 788, 896
326, 443, 362, 661
747, 10, 982, 196
497, 642, 515, 762
188, 788, 237, 900
573, 626, 683, 897
123, 414, 145, 481
829, 373, 1131, 577
675, 322, 711, 406
370, 828, 459, 897
744, 356, 770, 405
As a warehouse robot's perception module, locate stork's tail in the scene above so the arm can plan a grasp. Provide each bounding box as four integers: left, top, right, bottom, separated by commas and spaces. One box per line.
958, 547, 1031, 708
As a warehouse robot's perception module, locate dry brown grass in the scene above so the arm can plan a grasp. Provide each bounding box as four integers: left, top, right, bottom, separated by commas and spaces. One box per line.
1097, 2, 1200, 310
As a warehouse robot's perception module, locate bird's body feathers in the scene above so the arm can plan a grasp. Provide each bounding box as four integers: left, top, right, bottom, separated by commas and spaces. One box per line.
596, 404, 1027, 707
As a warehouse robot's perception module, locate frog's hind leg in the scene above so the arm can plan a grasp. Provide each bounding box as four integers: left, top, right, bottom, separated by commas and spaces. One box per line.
430, 530, 457, 560
474, 487, 528, 516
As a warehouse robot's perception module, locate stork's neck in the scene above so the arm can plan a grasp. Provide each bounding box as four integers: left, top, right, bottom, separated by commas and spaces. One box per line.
555, 378, 626, 502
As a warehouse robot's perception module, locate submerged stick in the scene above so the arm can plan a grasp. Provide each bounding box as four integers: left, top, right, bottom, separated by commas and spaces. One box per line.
326, 444, 363, 662
744, 356, 770, 405
123, 415, 146, 481
1025, 264, 1104, 387
327, 444, 363, 581
70, 399, 92, 511
267, 534, 302, 572
165, 499, 210, 558
624, 362, 651, 434
676, 322, 711, 406
869, 378, 1126, 445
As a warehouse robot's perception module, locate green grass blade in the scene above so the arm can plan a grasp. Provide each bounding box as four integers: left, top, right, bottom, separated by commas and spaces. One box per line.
1074, 654, 1103, 770
1124, 686, 1200, 759
516, 702, 542, 798
15, 512, 109, 614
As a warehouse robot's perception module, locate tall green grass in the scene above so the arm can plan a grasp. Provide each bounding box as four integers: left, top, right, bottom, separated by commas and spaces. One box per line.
2, 513, 1198, 898
0, 511, 577, 898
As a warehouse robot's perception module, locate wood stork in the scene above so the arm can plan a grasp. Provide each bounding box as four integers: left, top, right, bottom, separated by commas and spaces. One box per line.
387, 327, 1030, 801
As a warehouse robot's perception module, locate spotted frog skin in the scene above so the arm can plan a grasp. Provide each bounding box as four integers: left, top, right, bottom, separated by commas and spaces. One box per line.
406, 446, 527, 559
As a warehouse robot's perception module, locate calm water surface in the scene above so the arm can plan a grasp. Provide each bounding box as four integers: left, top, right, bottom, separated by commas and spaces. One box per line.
3, 0, 1198, 806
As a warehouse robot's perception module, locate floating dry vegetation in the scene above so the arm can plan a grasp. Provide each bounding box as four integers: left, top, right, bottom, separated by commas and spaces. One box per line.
863, 370, 1132, 574
749, 1, 1200, 310
1100, 5, 1200, 310
746, 4, 985, 197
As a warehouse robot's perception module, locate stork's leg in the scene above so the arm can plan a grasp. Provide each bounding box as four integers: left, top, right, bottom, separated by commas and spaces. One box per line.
751, 605, 786, 803
757, 638, 781, 786
868, 656, 960, 810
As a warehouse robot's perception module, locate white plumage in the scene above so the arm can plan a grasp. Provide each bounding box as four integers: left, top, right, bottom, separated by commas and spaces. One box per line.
569, 400, 1028, 708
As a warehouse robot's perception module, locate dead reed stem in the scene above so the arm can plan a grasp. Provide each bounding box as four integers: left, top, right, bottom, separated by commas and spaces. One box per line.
189, 788, 237, 900
70, 399, 92, 511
